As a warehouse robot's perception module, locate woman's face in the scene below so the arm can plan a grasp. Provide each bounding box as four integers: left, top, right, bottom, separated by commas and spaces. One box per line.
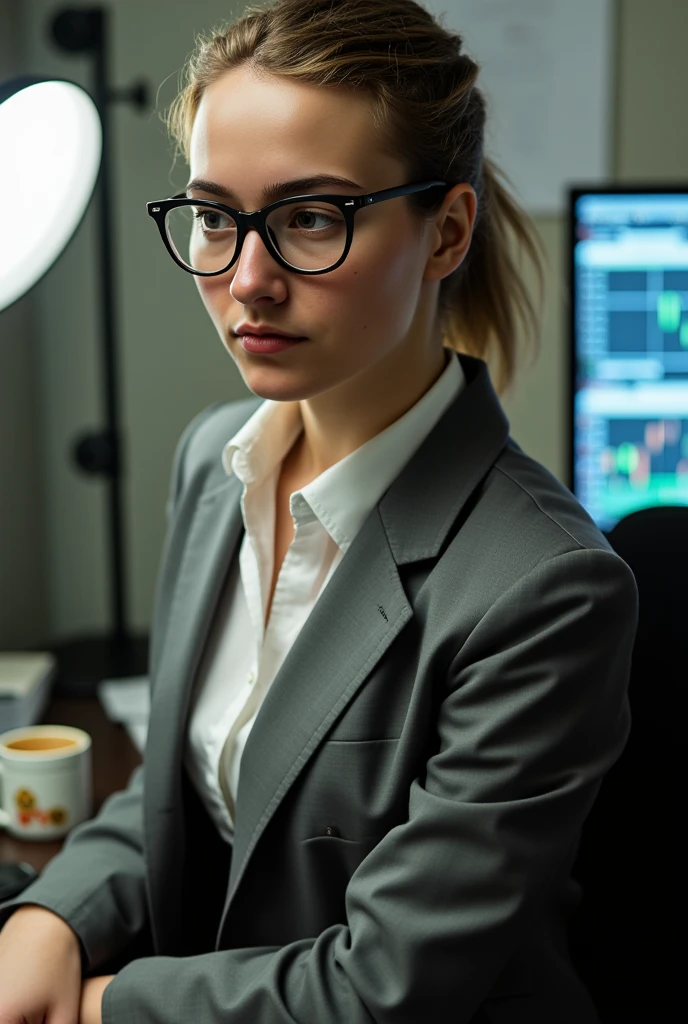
188, 65, 469, 406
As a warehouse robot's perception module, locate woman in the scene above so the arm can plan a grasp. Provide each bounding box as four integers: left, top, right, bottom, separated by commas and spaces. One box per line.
0, 2, 638, 1022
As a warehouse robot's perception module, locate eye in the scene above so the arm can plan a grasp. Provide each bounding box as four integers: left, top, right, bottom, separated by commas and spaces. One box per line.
193, 208, 234, 232
288, 207, 342, 232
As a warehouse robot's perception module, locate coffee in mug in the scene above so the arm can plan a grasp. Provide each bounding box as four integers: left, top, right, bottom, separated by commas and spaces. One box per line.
0, 725, 92, 840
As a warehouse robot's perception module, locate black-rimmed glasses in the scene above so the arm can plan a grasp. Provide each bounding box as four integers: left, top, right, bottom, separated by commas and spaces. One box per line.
146, 180, 448, 276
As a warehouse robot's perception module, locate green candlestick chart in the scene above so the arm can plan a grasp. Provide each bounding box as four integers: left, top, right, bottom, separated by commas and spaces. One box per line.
657, 290, 688, 346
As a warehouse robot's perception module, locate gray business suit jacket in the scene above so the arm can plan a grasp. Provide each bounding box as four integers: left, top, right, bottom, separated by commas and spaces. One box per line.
0, 352, 638, 1024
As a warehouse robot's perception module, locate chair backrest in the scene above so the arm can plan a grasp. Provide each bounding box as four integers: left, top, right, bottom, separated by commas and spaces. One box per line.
568, 505, 686, 1022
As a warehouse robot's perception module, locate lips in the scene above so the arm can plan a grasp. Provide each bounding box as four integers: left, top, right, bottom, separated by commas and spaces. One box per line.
241, 333, 305, 341
235, 326, 306, 339
240, 334, 307, 354
243, 334, 305, 341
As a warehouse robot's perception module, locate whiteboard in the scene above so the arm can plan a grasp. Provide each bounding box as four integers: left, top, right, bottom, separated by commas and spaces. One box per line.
421, 0, 614, 214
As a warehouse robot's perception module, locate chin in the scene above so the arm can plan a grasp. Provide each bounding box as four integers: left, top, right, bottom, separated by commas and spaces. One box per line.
240, 366, 328, 405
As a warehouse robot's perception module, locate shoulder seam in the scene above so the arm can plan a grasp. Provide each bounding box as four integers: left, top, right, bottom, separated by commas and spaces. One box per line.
494, 463, 586, 551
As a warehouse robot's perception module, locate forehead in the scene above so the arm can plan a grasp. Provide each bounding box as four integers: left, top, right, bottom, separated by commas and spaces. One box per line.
189, 65, 399, 199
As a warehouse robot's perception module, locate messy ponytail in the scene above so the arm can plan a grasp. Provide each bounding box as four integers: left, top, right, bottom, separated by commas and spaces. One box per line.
164, 0, 545, 394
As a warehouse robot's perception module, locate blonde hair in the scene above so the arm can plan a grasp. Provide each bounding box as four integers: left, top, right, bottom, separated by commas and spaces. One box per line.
164, 0, 545, 395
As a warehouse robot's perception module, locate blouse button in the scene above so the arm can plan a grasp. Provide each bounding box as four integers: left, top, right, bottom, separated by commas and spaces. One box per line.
247, 672, 254, 685
324, 824, 341, 837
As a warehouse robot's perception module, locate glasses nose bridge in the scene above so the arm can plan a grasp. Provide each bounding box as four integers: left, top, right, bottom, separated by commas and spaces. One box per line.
235, 207, 275, 262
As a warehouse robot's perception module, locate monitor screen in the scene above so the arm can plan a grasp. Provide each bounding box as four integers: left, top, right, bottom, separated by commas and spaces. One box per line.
569, 186, 688, 533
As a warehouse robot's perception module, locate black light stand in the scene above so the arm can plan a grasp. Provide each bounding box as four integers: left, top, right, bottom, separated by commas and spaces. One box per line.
48, 6, 150, 693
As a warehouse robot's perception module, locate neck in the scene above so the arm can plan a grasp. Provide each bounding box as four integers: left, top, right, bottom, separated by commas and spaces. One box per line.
291, 343, 450, 479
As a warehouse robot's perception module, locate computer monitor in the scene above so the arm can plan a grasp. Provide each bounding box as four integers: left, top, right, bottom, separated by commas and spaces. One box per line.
568, 185, 688, 533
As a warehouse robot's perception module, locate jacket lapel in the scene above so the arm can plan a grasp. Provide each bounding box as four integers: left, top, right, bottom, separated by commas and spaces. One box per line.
144, 474, 244, 952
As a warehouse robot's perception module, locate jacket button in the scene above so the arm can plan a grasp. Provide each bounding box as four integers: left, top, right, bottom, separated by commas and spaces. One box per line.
324, 824, 341, 837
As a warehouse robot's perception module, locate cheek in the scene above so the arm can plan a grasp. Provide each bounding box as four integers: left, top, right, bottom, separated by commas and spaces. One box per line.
377, 223, 424, 289
195, 276, 226, 324
337, 226, 422, 324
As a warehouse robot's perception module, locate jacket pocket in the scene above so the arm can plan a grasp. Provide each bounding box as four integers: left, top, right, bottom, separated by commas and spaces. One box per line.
300, 832, 381, 866
295, 832, 382, 928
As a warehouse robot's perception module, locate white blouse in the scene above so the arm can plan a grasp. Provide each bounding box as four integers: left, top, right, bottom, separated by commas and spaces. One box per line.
183, 347, 465, 843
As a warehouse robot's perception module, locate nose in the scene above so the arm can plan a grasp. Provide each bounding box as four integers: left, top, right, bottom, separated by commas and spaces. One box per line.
229, 225, 287, 305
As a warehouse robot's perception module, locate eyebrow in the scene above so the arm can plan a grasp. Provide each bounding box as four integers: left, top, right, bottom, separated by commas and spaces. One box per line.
185, 174, 364, 206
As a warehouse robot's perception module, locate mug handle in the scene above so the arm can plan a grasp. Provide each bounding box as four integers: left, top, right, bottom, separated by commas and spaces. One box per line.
0, 762, 9, 827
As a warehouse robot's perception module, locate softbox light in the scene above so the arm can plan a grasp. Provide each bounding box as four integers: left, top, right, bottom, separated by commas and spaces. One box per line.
0, 75, 101, 312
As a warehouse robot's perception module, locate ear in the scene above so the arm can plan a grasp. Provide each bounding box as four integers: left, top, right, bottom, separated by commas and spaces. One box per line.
423, 183, 477, 281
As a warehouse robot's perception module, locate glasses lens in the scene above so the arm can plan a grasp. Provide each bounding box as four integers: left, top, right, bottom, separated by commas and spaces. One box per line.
164, 199, 348, 273
165, 204, 238, 273
264, 200, 347, 271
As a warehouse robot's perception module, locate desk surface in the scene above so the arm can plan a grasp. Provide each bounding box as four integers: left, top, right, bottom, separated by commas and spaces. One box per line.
0, 695, 142, 870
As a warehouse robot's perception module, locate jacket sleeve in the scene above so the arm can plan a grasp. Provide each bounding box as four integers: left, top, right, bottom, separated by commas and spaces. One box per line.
102, 545, 638, 1024
0, 406, 215, 974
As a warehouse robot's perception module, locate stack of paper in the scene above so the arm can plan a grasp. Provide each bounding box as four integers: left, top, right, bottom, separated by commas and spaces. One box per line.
97, 676, 150, 754
0, 652, 57, 733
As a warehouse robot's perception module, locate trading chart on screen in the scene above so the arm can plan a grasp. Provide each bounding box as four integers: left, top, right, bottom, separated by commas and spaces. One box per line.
570, 190, 688, 532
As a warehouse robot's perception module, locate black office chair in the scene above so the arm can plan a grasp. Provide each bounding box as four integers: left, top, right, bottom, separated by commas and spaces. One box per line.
568, 505, 685, 1023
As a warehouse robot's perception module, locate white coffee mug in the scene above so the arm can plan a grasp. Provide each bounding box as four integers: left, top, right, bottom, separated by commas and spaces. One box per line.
0, 725, 92, 840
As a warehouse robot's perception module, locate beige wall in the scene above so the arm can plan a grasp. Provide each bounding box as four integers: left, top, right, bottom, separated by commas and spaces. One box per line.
1, 0, 687, 647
